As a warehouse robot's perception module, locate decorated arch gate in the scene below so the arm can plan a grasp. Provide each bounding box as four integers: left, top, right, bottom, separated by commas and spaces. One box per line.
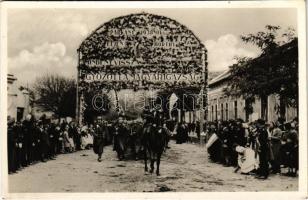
77, 13, 207, 124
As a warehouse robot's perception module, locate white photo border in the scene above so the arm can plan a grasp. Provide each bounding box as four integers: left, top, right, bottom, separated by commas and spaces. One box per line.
0, 1, 306, 200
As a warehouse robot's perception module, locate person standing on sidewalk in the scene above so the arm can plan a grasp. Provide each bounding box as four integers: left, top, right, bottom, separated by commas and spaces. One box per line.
8, 117, 18, 174
255, 119, 270, 179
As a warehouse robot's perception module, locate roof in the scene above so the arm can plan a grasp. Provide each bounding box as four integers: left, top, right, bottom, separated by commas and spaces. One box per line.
208, 70, 230, 87
208, 38, 298, 88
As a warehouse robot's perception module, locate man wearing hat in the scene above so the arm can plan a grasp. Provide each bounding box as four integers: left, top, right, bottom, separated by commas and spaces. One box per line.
38, 122, 50, 162
153, 108, 165, 126
143, 109, 154, 125
93, 120, 109, 162
141, 106, 151, 120
113, 114, 129, 160
256, 119, 269, 179
8, 116, 18, 173
15, 120, 24, 169
23, 114, 35, 165
47, 121, 57, 160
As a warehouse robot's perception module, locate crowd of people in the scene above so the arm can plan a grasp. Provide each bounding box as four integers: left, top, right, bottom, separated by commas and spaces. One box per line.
205, 117, 299, 179
7, 111, 299, 180
7, 114, 95, 174
7, 113, 147, 173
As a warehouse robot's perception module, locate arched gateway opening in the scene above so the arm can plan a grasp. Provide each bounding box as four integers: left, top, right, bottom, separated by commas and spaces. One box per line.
76, 13, 207, 128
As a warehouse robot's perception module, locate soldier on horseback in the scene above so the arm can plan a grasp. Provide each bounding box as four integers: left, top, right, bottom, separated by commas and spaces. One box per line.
142, 107, 169, 176
141, 106, 153, 124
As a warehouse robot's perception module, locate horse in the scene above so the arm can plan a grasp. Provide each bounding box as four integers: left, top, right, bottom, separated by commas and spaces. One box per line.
142, 121, 168, 176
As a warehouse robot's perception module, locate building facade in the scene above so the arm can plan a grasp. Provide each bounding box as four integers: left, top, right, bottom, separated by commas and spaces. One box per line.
7, 74, 31, 121
207, 71, 297, 123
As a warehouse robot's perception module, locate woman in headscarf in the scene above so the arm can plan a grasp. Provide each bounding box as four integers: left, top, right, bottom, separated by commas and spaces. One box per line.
269, 121, 283, 174
67, 123, 76, 152
63, 125, 72, 153
282, 123, 298, 176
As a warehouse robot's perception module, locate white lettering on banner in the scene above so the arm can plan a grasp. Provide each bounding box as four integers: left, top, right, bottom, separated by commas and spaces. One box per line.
103, 40, 197, 49
85, 59, 140, 67
108, 28, 169, 36
83, 72, 202, 83
84, 59, 200, 68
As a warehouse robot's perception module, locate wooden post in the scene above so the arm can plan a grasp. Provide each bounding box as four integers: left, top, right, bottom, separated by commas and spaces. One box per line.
200, 48, 206, 145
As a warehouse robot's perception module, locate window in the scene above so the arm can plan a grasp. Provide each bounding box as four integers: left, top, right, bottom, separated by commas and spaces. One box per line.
221, 103, 224, 120
261, 97, 268, 121
234, 101, 238, 119
17, 107, 24, 122
211, 105, 214, 121
225, 103, 228, 120
215, 104, 218, 121
245, 99, 250, 122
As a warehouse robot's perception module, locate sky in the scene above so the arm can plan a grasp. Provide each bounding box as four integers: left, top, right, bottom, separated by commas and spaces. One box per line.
7, 8, 297, 85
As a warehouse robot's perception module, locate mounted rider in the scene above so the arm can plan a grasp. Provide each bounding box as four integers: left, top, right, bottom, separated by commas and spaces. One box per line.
142, 106, 154, 125
153, 108, 165, 127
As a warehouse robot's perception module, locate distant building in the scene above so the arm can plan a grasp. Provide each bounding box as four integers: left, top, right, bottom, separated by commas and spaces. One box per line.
7, 74, 31, 121
207, 70, 297, 123
208, 39, 298, 123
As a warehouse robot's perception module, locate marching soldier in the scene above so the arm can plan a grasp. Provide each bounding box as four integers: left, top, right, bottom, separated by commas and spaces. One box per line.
93, 120, 108, 162
128, 120, 137, 160
113, 115, 129, 160
162, 121, 172, 150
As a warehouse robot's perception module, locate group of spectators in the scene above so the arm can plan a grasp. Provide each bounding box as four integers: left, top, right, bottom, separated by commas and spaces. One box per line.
205, 117, 298, 179
7, 113, 148, 173
7, 114, 95, 174
7, 112, 299, 180
164, 118, 204, 144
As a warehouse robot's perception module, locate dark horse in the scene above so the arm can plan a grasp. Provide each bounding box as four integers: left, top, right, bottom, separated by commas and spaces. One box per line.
142, 113, 168, 176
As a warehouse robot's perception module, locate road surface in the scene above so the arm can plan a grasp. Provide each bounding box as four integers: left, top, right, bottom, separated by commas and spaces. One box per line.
9, 141, 298, 192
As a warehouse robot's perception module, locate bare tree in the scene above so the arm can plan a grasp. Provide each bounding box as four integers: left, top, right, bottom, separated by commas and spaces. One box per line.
32, 74, 76, 119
